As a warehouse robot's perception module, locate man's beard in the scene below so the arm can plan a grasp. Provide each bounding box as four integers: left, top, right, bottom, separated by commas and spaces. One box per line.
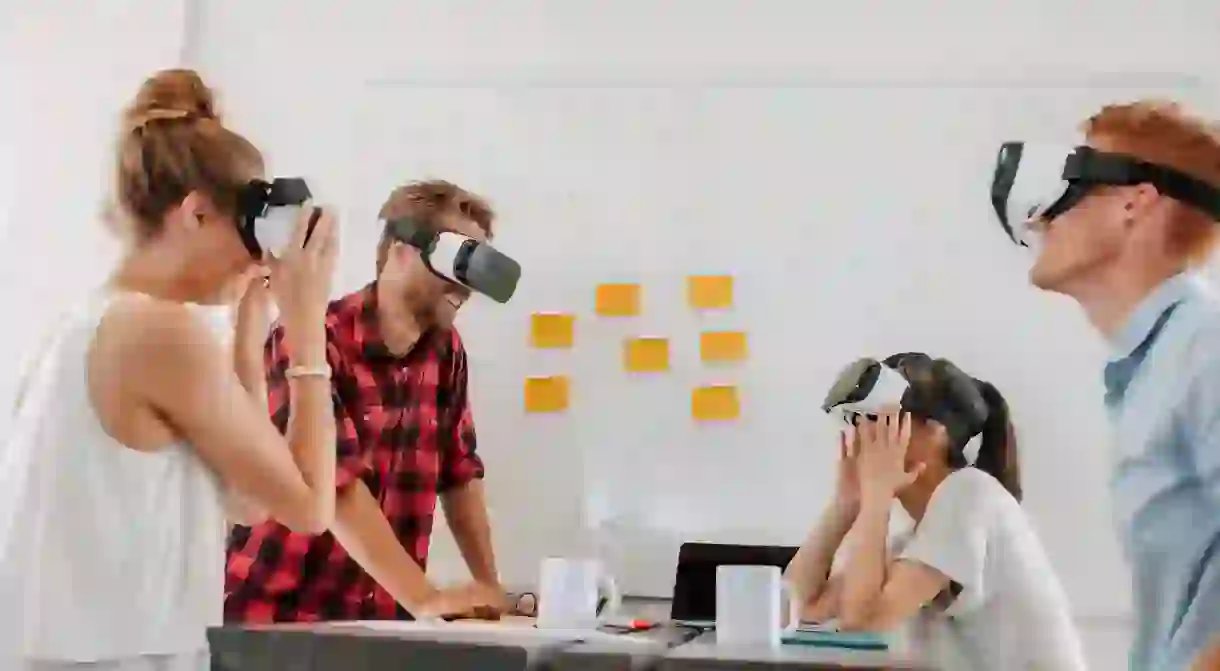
402, 283, 440, 328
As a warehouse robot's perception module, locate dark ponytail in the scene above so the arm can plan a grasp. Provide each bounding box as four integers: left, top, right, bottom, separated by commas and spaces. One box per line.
973, 380, 1022, 501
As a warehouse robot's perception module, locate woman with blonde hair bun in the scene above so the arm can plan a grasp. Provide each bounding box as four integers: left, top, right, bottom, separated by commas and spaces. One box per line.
0, 69, 339, 670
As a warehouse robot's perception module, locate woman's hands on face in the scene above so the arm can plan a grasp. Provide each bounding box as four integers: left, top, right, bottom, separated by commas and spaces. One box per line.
833, 426, 862, 514
854, 407, 924, 504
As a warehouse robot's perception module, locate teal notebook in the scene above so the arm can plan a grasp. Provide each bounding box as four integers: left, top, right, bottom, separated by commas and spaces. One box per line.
781, 628, 889, 650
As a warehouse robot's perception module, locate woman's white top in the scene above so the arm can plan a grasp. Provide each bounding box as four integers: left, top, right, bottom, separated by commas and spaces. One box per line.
896, 468, 1089, 671
0, 292, 229, 670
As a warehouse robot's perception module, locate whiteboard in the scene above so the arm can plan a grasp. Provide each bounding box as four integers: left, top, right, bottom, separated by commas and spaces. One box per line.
347, 81, 1204, 617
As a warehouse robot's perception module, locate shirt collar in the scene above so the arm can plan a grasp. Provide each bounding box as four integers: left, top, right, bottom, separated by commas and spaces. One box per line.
1109, 272, 1198, 360
355, 281, 439, 361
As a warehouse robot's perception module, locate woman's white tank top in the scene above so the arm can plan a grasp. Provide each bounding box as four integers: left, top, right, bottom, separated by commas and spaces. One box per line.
0, 292, 228, 667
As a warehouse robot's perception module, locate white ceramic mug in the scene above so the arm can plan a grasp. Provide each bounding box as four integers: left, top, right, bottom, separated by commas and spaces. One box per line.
536, 557, 621, 630
716, 564, 784, 647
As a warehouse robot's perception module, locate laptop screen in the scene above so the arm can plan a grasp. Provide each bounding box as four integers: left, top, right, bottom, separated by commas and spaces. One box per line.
670, 542, 799, 622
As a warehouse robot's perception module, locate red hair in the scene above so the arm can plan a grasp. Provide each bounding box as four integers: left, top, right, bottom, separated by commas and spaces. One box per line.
1083, 100, 1220, 263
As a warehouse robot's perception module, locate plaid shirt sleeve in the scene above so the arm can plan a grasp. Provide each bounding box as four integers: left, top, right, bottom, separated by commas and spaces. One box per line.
437, 330, 484, 492
264, 323, 370, 489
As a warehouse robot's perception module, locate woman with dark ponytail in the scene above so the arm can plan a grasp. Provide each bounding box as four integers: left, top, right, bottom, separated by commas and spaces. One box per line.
784, 353, 1085, 671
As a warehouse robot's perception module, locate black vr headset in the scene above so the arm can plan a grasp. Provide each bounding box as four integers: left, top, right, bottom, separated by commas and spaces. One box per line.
822, 354, 989, 461
235, 177, 320, 259
382, 217, 521, 304
990, 143, 1220, 247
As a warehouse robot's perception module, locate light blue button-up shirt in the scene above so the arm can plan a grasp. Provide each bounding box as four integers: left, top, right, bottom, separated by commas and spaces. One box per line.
1104, 272, 1220, 670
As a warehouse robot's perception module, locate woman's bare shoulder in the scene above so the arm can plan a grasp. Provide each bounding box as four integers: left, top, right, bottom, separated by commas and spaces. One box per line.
95, 295, 225, 391
101, 295, 210, 349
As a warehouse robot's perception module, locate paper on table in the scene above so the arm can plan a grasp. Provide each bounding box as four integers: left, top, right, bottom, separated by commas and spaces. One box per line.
328, 618, 655, 644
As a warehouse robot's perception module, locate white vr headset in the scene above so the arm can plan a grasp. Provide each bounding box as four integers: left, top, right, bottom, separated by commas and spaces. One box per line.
822, 354, 991, 465
990, 142, 1220, 247
381, 217, 522, 304
235, 177, 320, 259
821, 357, 912, 426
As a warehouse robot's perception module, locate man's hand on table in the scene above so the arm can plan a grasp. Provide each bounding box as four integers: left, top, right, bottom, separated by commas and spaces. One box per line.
417, 580, 511, 620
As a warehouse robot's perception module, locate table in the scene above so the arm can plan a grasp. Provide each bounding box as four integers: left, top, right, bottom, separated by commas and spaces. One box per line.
209, 611, 935, 670
209, 619, 569, 671
660, 631, 932, 671
209, 624, 934, 671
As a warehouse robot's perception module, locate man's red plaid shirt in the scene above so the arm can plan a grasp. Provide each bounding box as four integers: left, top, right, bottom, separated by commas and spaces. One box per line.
223, 282, 484, 622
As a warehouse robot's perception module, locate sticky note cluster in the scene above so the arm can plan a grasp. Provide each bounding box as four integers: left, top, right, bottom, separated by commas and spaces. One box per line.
523, 274, 747, 419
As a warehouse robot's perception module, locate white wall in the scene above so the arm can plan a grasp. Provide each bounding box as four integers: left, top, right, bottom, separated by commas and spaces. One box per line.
194, 0, 1220, 82
0, 0, 187, 417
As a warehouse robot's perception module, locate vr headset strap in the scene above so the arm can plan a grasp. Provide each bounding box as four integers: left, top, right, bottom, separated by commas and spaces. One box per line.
1068, 149, 1220, 221
384, 217, 438, 252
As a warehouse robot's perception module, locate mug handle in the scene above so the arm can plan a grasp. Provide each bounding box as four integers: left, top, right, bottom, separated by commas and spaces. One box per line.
595, 571, 622, 622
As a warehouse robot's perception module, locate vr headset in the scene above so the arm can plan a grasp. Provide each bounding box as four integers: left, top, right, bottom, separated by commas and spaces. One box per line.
990, 143, 1220, 247
822, 357, 912, 426
235, 177, 320, 259
382, 217, 521, 304
822, 354, 989, 460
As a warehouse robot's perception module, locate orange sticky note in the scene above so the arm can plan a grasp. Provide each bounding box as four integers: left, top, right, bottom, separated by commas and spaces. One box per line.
623, 337, 669, 373
530, 312, 575, 349
596, 283, 641, 317
688, 275, 733, 310
691, 384, 740, 421
700, 330, 748, 363
524, 376, 570, 413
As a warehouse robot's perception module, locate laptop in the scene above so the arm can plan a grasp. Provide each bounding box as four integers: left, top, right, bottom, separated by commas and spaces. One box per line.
669, 542, 799, 628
